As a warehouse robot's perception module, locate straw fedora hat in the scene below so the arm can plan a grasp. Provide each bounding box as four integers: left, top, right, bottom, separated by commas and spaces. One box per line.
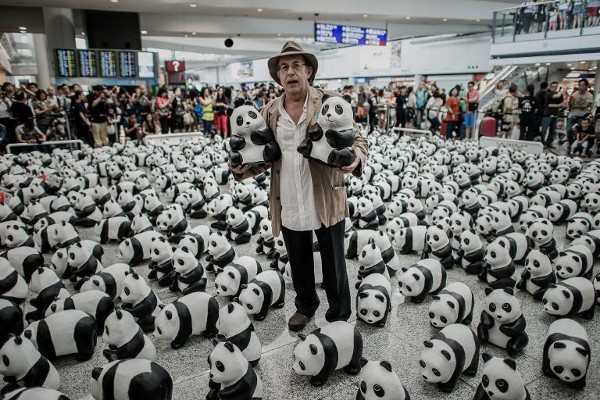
268, 41, 318, 85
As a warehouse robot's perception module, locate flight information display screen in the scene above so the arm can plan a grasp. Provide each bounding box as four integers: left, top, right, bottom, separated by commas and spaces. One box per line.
78, 50, 98, 77
99, 50, 118, 77
314, 23, 387, 46
55, 49, 77, 77
118, 51, 137, 78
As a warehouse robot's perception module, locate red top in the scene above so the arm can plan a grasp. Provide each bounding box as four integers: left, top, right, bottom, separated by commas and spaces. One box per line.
444, 97, 460, 121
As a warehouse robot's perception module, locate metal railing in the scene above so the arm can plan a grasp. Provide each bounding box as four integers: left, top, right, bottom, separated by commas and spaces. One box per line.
6, 139, 84, 154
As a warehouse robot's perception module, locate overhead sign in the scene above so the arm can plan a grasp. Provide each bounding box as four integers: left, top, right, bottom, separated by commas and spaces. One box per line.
55, 49, 77, 77
78, 50, 97, 77
314, 23, 387, 46
165, 60, 186, 73
137, 51, 156, 78
99, 50, 117, 77
118, 51, 137, 78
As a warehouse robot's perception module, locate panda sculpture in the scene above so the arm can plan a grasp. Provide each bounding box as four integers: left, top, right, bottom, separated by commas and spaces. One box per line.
225, 207, 252, 244
238, 269, 285, 321
26, 267, 69, 322
554, 244, 594, 280
0, 387, 69, 400
369, 230, 401, 277
357, 273, 392, 327
356, 241, 391, 289
45, 290, 113, 335
118, 230, 162, 266
89, 359, 173, 400
527, 218, 558, 260
473, 354, 530, 400
429, 282, 474, 328
0, 299, 24, 342
147, 236, 175, 287
489, 209, 515, 238
79, 263, 131, 300
154, 292, 218, 349
256, 218, 275, 258
572, 230, 600, 258
390, 226, 427, 255
398, 259, 447, 304
424, 225, 453, 269
0, 335, 60, 395
297, 96, 356, 168
206, 231, 237, 273
420, 323, 480, 393
456, 229, 485, 274
493, 232, 531, 265
566, 212, 595, 240
102, 308, 156, 361
94, 216, 132, 244
66, 242, 103, 290
178, 225, 211, 259
344, 229, 378, 259
516, 250, 555, 301
477, 288, 528, 357
480, 240, 518, 290
34, 221, 80, 253
215, 256, 262, 298
23, 309, 97, 361
216, 302, 261, 366
542, 318, 590, 389
292, 320, 363, 386
206, 341, 263, 400
170, 246, 206, 294
542, 277, 596, 320
119, 271, 163, 332
0, 258, 28, 305
356, 359, 410, 400
228, 104, 281, 167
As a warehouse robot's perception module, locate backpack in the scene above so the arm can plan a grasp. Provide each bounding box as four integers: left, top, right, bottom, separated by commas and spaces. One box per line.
493, 97, 506, 120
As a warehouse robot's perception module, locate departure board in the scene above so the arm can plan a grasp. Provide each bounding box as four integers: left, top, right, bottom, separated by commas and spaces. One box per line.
98, 50, 117, 77
78, 50, 98, 77
314, 23, 387, 46
55, 49, 77, 77
118, 51, 137, 78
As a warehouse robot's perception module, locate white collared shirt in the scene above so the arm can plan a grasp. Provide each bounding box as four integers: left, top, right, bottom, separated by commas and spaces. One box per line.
277, 94, 322, 231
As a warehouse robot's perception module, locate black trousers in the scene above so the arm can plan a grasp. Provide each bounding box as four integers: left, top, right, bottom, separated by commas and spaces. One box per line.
281, 219, 351, 322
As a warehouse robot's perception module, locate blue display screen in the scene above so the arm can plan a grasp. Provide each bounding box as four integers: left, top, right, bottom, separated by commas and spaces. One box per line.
314, 23, 387, 46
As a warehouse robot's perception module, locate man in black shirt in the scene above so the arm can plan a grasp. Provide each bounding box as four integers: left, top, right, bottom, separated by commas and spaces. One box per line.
87, 85, 109, 147
10, 91, 34, 125
540, 81, 563, 149
395, 85, 408, 128
72, 91, 92, 147
533, 81, 548, 140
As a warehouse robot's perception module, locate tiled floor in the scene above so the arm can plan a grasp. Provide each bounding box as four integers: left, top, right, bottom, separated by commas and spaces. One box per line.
7, 192, 600, 400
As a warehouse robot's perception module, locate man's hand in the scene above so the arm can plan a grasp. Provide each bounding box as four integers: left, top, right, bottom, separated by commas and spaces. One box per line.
228, 161, 251, 175
340, 148, 362, 173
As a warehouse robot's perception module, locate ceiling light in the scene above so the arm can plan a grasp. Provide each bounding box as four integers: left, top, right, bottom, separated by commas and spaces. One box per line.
110, 0, 118, 3
580, 61, 586, 64
18, 26, 26, 30
257, 8, 263, 12
405, 16, 411, 20
443, 18, 448, 22
567, 63, 572, 66
363, 14, 368, 17
141, 30, 148, 34
190, 3, 197, 7
476, 19, 481, 22
192, 32, 196, 35
19, 30, 26, 34
81, 32, 86, 35
277, 33, 281, 36
546, 62, 551, 66
570, 67, 576, 70
535, 63, 540, 66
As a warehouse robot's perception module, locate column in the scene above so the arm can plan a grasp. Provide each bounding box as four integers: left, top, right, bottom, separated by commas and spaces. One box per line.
33, 34, 51, 89
42, 8, 76, 82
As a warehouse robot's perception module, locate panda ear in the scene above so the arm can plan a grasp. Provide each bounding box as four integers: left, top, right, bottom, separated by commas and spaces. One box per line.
549, 283, 557, 289
115, 309, 123, 319
227, 303, 235, 313
412, 273, 420, 281
24, 330, 32, 339
561, 290, 571, 299
379, 360, 393, 372
576, 347, 589, 357
503, 287, 514, 296
165, 310, 173, 320
240, 284, 248, 290
298, 334, 307, 341
50, 304, 57, 312
498, 240, 506, 248
482, 353, 493, 363
224, 341, 236, 353
558, 252, 566, 257
359, 357, 369, 368
441, 350, 452, 361
91, 367, 102, 380
131, 272, 139, 280
309, 344, 318, 355
358, 292, 369, 299
423, 340, 433, 348
14, 335, 22, 345
503, 358, 517, 370
232, 297, 240, 304
484, 287, 494, 296
252, 288, 260, 296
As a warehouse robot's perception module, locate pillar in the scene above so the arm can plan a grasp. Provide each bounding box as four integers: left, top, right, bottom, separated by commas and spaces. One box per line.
42, 8, 76, 82
33, 34, 51, 89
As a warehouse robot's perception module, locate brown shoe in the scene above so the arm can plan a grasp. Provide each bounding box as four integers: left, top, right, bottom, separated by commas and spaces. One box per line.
288, 312, 309, 332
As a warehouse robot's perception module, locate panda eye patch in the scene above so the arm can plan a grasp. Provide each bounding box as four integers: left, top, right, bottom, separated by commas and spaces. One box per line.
419, 360, 426, 368
124, 287, 130, 296
432, 368, 440, 377
440, 316, 447, 323
373, 311, 380, 317
502, 303, 512, 312
321, 104, 329, 114
572, 369, 581, 377
373, 384, 384, 397
2, 355, 8, 366
489, 303, 496, 312
360, 381, 367, 393
299, 361, 306, 370
335, 104, 343, 115
216, 361, 224, 372
360, 309, 367, 315
429, 312, 435, 318
236, 116, 244, 126
248, 111, 257, 119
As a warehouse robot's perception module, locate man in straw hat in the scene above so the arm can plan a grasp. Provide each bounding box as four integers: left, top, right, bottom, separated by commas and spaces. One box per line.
230, 41, 368, 331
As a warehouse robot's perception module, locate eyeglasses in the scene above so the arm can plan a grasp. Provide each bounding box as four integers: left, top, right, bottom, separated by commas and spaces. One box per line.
278, 62, 306, 73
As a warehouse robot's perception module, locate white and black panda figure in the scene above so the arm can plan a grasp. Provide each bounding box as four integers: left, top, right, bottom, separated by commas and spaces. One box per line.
215, 256, 262, 298
554, 244, 594, 280
475, 214, 494, 241
547, 199, 578, 224
344, 229, 378, 259
356, 241, 391, 289
256, 218, 275, 259
206, 341, 263, 400
542, 318, 590, 389
398, 259, 447, 304
170, 246, 206, 294
581, 192, 600, 213
34, 221, 80, 254
23, 309, 97, 361
131, 213, 154, 235
356, 273, 392, 327
118, 230, 162, 267
228, 104, 281, 167
566, 212, 595, 240
46, 290, 113, 335
26, 267, 69, 322
370, 230, 401, 277
74, 194, 103, 228
154, 292, 219, 349
0, 335, 60, 395
429, 282, 474, 328
473, 354, 530, 400
390, 226, 427, 255
507, 196, 529, 222
102, 307, 156, 361
89, 359, 173, 400
178, 225, 211, 260
79, 263, 131, 300
477, 288, 528, 358
424, 225, 454, 269
542, 277, 596, 320
420, 323, 480, 393
4, 224, 34, 249
571, 230, 600, 258
147, 236, 175, 287
292, 320, 363, 386
0, 387, 69, 400
0, 299, 24, 342
356, 359, 409, 400
156, 205, 189, 242
489, 209, 515, 239
297, 96, 356, 168
493, 232, 532, 266
225, 207, 252, 245
527, 218, 558, 260
66, 242, 103, 290
94, 216, 132, 244
216, 302, 262, 366
516, 250, 555, 301
206, 231, 237, 273
0, 258, 28, 305
354, 198, 380, 230
119, 271, 163, 333
480, 240, 518, 290
518, 205, 548, 233
455, 229, 485, 275
238, 269, 285, 321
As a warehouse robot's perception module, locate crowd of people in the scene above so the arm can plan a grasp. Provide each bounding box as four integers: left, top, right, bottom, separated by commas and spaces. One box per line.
514, 0, 600, 35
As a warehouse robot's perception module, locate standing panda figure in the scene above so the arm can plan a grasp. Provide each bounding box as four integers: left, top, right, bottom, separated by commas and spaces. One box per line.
554, 244, 594, 280
79, 263, 131, 300
148, 236, 175, 287
102, 308, 156, 361
493, 232, 532, 265
94, 216, 132, 244
119, 271, 163, 333
206, 231, 237, 273
89, 359, 173, 400
547, 199, 578, 224
154, 292, 219, 349
178, 225, 211, 259
26, 267, 69, 322
296, 96, 356, 168
356, 273, 392, 327
228, 104, 281, 167
477, 288, 528, 358
0, 336, 60, 395
527, 218, 558, 260
206, 341, 263, 400
480, 240, 518, 290
118, 230, 162, 267
238, 269, 285, 321
516, 250, 555, 300
0, 258, 28, 304
45, 290, 114, 335
542, 318, 590, 389
215, 256, 262, 298
354, 198, 380, 230
216, 302, 262, 366
456, 229, 485, 274
356, 241, 390, 289
390, 226, 427, 255
292, 321, 363, 386
542, 277, 596, 319
256, 218, 275, 258
370, 230, 401, 277
66, 242, 103, 290
23, 309, 97, 361
419, 323, 480, 393
356, 359, 410, 400
473, 354, 530, 400
344, 229, 378, 259
424, 225, 454, 269
398, 259, 447, 304
428, 282, 474, 328
170, 246, 206, 294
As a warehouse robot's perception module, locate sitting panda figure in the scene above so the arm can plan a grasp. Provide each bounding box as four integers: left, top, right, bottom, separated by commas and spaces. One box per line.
542, 318, 590, 389
4, 224, 34, 249
429, 282, 474, 328
255, 218, 275, 258
354, 198, 380, 230
177, 225, 211, 260
456, 229, 485, 274
206, 341, 263, 400
356, 241, 390, 289
297, 96, 356, 168
493, 232, 531, 266
370, 230, 401, 277
238, 269, 285, 321
547, 199, 578, 224
0, 335, 60, 395
292, 321, 363, 386
148, 236, 175, 287
154, 292, 218, 349
566, 212, 595, 240
477, 288, 528, 358
118, 230, 162, 267
420, 323, 480, 393
572, 230, 600, 258
66, 242, 103, 290
356, 273, 392, 327
170, 246, 206, 294
527, 218, 558, 260
473, 354, 530, 400
79, 263, 131, 300
542, 277, 596, 320
554, 244, 594, 280
102, 308, 156, 361
480, 240, 518, 290
516, 250, 555, 301
390, 226, 427, 255
225, 207, 252, 244
356, 359, 410, 400
423, 225, 453, 269
398, 259, 447, 304
206, 231, 236, 273
0, 258, 28, 305
89, 359, 172, 400
26, 267, 69, 322
156, 205, 189, 242
119, 271, 163, 333
215, 256, 262, 298
228, 104, 281, 167
216, 302, 262, 366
